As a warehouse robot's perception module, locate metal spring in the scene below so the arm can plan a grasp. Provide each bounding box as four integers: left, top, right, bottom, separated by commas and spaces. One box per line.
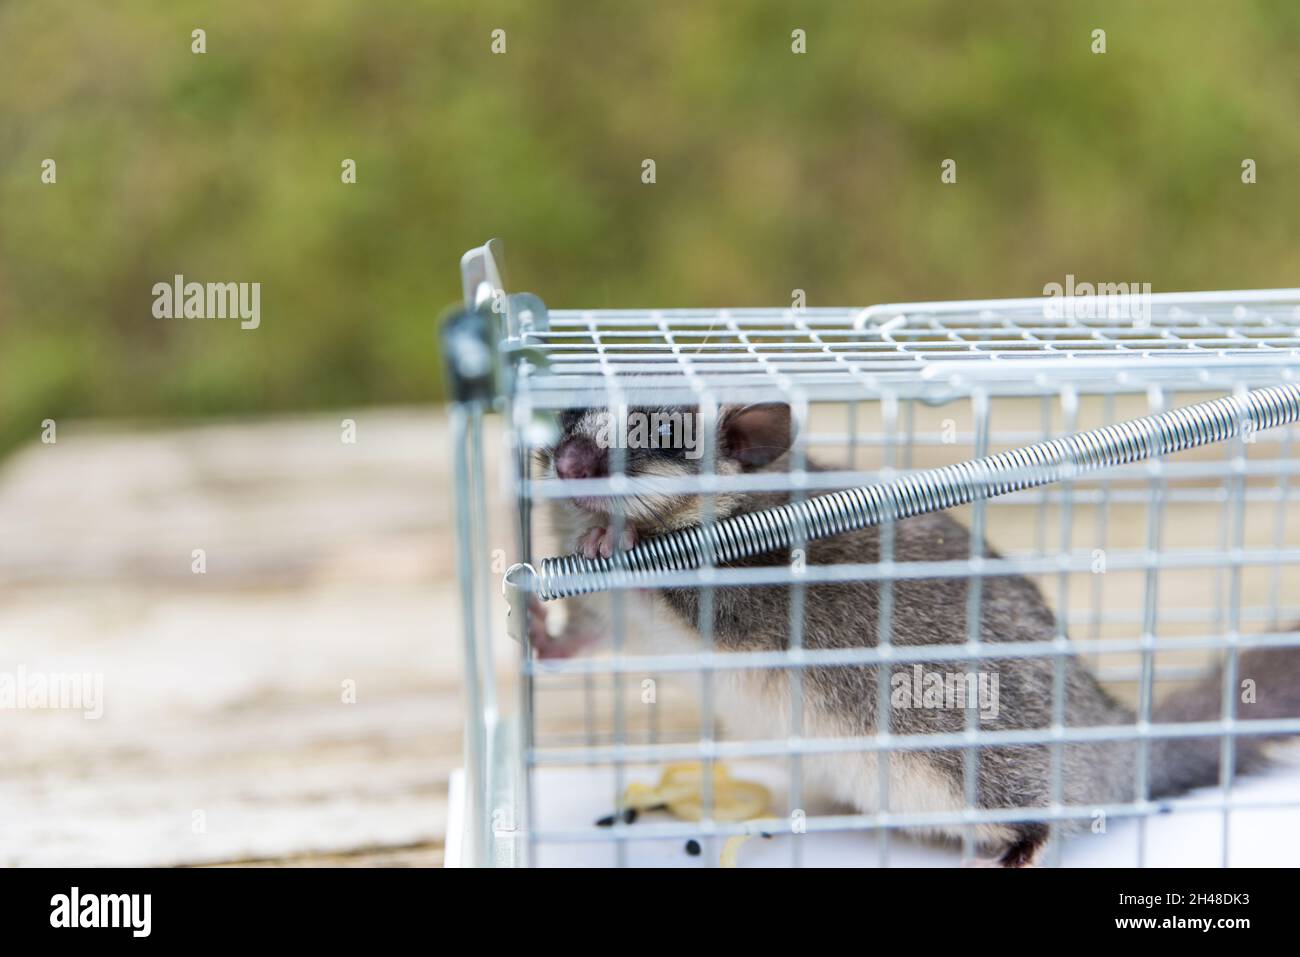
529, 382, 1300, 601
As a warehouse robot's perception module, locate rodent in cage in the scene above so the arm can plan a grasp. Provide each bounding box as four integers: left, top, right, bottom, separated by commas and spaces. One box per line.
445, 239, 1300, 867
529, 398, 1300, 867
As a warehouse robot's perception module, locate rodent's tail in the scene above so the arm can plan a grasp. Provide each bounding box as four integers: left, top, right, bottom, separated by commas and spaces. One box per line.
1148, 641, 1300, 798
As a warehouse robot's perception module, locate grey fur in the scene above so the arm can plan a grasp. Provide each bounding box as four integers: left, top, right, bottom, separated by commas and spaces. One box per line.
542, 404, 1299, 863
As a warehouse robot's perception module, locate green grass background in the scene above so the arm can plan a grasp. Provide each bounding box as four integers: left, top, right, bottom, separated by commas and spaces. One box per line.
2, 1, 1298, 456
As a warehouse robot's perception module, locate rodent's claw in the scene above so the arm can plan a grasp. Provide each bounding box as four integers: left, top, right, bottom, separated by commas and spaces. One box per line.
603, 526, 638, 559
576, 527, 602, 560
576, 524, 639, 561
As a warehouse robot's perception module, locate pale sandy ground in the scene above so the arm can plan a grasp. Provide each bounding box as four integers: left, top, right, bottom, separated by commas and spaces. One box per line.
0, 409, 487, 867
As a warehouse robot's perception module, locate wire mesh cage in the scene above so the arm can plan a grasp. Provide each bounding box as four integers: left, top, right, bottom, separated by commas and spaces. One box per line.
443, 239, 1300, 868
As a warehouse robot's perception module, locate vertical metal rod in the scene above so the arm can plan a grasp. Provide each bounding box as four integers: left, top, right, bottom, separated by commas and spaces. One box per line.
786, 392, 809, 869
1219, 384, 1250, 867
902, 400, 916, 471
611, 394, 632, 868
1035, 395, 1052, 557
1089, 393, 1116, 670
1048, 385, 1078, 867
1135, 386, 1168, 868
697, 400, 719, 865
514, 401, 537, 869
875, 391, 900, 867
452, 402, 492, 866
469, 406, 501, 865
1266, 424, 1294, 629
962, 389, 990, 859
1212, 399, 1232, 653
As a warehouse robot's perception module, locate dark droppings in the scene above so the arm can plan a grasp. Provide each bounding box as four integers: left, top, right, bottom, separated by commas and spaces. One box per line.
595, 808, 639, 828
684, 839, 702, 856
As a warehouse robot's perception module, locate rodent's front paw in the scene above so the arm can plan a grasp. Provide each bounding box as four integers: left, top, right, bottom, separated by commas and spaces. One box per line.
576, 524, 639, 560
526, 595, 568, 659
527, 595, 602, 659
526, 595, 551, 644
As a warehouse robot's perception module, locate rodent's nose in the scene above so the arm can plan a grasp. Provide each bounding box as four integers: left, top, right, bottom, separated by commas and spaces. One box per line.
554, 437, 607, 480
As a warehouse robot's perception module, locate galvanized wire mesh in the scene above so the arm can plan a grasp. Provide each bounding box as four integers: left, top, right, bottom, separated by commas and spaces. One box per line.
449, 241, 1300, 867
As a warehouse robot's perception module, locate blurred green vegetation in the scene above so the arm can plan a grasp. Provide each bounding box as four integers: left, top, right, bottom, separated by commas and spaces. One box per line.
2, 0, 1299, 456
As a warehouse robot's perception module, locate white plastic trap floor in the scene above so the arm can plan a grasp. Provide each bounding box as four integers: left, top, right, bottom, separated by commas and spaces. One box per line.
504, 753, 1300, 867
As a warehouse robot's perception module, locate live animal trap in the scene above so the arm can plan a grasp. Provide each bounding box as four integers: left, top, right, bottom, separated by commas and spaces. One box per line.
442, 239, 1300, 868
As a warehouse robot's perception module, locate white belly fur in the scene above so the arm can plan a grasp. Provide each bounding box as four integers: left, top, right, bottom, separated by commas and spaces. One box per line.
581, 588, 1016, 850
716, 670, 1015, 849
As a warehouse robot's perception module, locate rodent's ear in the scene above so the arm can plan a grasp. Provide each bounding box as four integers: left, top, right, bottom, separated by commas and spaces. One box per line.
720, 403, 793, 468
